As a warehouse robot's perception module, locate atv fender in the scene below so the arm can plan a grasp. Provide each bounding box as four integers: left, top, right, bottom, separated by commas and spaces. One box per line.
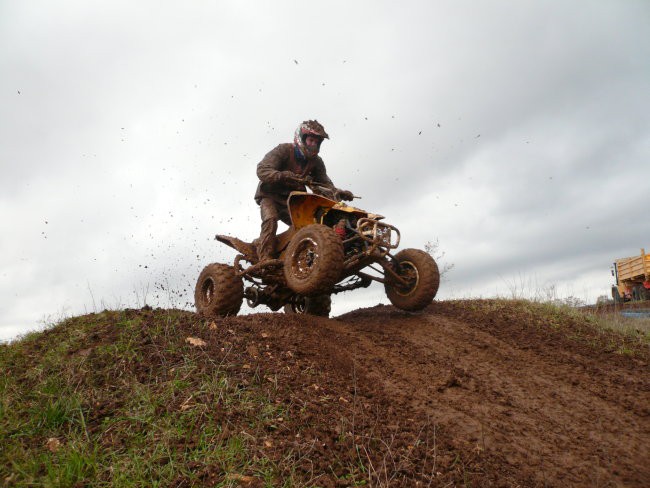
215, 235, 257, 260
287, 191, 372, 229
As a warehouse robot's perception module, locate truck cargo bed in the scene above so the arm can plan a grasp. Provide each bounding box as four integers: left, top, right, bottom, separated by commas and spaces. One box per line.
615, 249, 650, 282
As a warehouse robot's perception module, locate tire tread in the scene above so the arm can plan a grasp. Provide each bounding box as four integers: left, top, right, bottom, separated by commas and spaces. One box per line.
385, 248, 440, 311
194, 263, 244, 317
284, 224, 344, 296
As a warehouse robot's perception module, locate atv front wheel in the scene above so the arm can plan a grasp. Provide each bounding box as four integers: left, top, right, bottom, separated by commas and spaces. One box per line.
284, 224, 344, 296
284, 295, 332, 317
195, 263, 244, 317
385, 249, 440, 311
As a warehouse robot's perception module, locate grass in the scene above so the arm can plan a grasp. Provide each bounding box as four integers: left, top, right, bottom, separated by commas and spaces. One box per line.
433, 298, 650, 359
587, 305, 650, 339
492, 273, 650, 345
3, 306, 423, 487
0, 310, 329, 487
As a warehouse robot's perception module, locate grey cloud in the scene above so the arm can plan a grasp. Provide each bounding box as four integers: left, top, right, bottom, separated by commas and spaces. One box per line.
2, 0, 649, 340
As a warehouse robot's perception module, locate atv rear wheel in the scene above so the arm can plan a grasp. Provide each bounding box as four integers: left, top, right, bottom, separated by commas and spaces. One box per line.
195, 263, 244, 317
284, 295, 332, 317
385, 248, 440, 311
284, 224, 344, 296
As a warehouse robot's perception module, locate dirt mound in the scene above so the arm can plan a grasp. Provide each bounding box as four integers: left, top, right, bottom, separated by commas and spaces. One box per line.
2, 300, 649, 487
335, 302, 649, 486
257, 301, 649, 486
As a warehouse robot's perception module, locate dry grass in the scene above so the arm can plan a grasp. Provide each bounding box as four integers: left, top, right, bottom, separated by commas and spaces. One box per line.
433, 298, 650, 359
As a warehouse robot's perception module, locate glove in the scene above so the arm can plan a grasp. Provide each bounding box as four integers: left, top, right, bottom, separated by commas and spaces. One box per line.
286, 179, 305, 191
273, 171, 301, 184
274, 171, 305, 190
336, 189, 354, 201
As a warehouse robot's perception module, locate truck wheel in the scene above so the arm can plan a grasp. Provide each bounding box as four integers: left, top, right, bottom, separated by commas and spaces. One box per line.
284, 295, 332, 317
284, 224, 344, 296
195, 263, 244, 317
385, 249, 440, 311
634, 285, 648, 301
639, 285, 650, 300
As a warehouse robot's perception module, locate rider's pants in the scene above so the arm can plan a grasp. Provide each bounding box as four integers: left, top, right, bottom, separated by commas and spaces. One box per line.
258, 198, 291, 261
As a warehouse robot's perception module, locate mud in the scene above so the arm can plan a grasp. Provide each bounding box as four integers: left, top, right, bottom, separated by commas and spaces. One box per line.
39, 300, 649, 486
206, 301, 650, 487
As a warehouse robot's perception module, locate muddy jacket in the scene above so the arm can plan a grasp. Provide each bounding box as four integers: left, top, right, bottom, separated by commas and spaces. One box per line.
254, 143, 336, 205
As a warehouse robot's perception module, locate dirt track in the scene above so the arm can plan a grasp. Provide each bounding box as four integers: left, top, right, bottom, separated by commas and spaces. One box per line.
22, 300, 645, 486
234, 302, 650, 486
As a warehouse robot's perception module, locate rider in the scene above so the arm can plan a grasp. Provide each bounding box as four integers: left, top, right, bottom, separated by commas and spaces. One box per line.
254, 119, 354, 261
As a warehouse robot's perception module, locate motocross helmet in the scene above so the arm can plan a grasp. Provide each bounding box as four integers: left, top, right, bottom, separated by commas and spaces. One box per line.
294, 120, 329, 158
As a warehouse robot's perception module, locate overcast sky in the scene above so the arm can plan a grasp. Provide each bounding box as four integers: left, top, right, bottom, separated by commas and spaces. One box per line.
1, 0, 649, 341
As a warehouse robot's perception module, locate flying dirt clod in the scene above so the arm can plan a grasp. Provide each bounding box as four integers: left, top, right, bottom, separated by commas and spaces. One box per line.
195, 180, 440, 317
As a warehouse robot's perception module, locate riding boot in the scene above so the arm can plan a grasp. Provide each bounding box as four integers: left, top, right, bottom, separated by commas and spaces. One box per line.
257, 216, 277, 262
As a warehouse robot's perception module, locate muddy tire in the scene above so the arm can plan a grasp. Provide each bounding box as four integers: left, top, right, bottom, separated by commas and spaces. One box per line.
284, 295, 332, 317
639, 285, 650, 300
385, 248, 440, 311
194, 263, 244, 317
284, 224, 344, 296
634, 285, 649, 301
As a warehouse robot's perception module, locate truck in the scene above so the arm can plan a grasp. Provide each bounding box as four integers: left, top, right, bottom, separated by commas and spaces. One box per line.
611, 248, 650, 302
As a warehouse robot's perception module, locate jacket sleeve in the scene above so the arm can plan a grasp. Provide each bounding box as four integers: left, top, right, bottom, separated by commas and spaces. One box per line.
257, 145, 286, 183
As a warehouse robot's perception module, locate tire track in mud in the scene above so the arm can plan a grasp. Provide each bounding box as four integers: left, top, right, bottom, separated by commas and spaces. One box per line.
316, 306, 650, 487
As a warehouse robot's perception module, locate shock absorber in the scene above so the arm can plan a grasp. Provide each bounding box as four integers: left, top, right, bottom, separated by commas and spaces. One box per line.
333, 218, 347, 239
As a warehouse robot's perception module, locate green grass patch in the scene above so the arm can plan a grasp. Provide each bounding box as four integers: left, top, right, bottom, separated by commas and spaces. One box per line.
0, 311, 302, 487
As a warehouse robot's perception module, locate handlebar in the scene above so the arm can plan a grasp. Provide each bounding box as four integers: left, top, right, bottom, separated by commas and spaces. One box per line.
295, 177, 360, 201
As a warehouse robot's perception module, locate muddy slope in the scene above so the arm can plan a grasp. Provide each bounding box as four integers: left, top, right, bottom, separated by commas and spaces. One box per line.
7, 300, 648, 487
247, 301, 650, 486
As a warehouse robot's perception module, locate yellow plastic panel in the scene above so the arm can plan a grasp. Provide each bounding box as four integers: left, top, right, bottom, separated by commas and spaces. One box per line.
287, 192, 372, 229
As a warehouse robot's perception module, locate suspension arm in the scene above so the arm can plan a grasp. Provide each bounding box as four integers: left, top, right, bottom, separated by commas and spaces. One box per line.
332, 275, 373, 294
377, 259, 410, 287
356, 271, 386, 285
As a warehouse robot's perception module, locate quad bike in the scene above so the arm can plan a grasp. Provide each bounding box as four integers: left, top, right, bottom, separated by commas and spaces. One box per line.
195, 180, 440, 318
